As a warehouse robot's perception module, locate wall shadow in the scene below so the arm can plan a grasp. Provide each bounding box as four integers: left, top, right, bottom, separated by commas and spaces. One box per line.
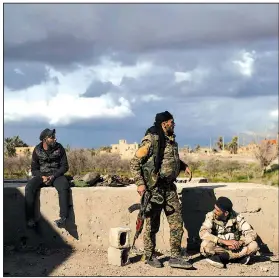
3, 187, 74, 276
256, 233, 273, 255
65, 188, 79, 240
33, 187, 79, 240
179, 184, 274, 256
179, 185, 226, 251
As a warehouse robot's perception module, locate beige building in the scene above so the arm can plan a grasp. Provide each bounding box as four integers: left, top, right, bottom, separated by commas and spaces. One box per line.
111, 139, 139, 159
238, 143, 258, 155
15, 146, 35, 157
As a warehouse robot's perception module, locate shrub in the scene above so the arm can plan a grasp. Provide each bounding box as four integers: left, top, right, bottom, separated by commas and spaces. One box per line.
202, 159, 222, 178
67, 149, 92, 176
4, 155, 31, 178
66, 149, 131, 176
220, 160, 241, 180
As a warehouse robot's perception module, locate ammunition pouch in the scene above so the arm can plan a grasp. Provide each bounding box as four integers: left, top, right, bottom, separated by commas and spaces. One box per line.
142, 159, 158, 189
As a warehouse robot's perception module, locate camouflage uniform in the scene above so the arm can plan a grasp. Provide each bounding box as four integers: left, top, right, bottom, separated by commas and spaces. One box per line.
130, 133, 187, 259
199, 210, 259, 260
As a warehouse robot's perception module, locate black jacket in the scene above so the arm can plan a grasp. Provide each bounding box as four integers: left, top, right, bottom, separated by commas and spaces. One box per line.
31, 142, 69, 178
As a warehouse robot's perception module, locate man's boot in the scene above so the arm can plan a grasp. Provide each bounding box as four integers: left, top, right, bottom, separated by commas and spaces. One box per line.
205, 255, 224, 268
54, 217, 67, 228
238, 255, 251, 265
27, 219, 37, 228
145, 255, 163, 268
169, 256, 193, 269
205, 252, 229, 269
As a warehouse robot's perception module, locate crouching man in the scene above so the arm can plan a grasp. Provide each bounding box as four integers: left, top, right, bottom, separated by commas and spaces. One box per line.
25, 128, 70, 228
199, 197, 259, 268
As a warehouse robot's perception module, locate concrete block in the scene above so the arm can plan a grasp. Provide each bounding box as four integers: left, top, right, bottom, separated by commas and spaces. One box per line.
109, 227, 131, 248
107, 246, 130, 266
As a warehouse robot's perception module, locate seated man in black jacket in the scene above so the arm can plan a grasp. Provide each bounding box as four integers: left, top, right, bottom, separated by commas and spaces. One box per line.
25, 128, 70, 228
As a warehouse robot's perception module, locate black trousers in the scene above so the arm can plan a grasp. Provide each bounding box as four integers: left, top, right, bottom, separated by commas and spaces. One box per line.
25, 175, 70, 221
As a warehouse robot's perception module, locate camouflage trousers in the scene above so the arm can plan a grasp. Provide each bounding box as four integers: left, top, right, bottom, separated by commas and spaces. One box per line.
144, 183, 183, 259
200, 240, 259, 260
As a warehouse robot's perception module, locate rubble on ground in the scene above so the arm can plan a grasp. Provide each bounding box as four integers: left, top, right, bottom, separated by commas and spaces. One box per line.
70, 172, 134, 187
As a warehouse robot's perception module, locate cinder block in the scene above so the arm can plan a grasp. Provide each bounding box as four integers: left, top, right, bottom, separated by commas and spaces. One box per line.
109, 227, 131, 248
107, 246, 130, 266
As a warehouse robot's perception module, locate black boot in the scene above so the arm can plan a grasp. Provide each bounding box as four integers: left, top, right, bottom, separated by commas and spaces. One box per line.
27, 219, 37, 228
205, 252, 229, 269
238, 255, 251, 265
205, 255, 224, 269
54, 217, 67, 228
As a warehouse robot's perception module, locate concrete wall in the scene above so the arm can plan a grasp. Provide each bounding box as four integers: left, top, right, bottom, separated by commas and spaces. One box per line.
3, 183, 278, 254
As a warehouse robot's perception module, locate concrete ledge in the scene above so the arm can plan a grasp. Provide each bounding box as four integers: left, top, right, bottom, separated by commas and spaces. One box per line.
3, 183, 278, 254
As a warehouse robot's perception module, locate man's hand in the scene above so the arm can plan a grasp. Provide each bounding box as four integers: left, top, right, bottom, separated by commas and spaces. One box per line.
42, 176, 49, 183
185, 166, 192, 182
137, 184, 146, 196
45, 175, 55, 185
220, 239, 242, 250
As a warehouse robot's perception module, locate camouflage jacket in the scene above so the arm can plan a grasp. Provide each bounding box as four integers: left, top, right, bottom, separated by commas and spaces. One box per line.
199, 210, 257, 245
130, 132, 187, 188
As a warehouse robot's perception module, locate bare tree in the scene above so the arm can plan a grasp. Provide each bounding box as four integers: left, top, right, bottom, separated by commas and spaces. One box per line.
67, 149, 91, 176
254, 140, 278, 176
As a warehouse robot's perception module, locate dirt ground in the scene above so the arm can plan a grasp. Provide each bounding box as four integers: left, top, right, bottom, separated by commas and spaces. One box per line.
4, 248, 279, 277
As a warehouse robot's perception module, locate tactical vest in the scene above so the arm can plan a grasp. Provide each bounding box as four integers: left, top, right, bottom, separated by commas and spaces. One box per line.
35, 143, 63, 176
142, 133, 181, 189
212, 211, 241, 241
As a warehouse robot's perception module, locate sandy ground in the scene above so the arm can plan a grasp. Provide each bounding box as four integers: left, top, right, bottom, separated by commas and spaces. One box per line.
4, 248, 279, 277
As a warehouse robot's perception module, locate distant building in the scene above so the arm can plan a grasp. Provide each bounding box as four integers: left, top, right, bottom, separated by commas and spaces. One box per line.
261, 139, 278, 145
111, 139, 139, 159
15, 146, 35, 157
238, 143, 258, 155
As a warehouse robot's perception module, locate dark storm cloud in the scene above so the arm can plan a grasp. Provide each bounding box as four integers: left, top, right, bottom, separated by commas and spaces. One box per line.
4, 35, 99, 66
4, 4, 278, 65
83, 81, 115, 98
120, 71, 175, 95
115, 47, 277, 100
3, 62, 52, 90
3, 3, 278, 148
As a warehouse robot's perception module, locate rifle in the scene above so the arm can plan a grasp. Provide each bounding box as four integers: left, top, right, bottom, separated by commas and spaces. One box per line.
128, 190, 152, 249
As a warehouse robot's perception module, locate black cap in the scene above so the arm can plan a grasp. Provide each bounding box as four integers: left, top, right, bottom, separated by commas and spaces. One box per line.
216, 196, 233, 212
39, 128, 56, 141
155, 111, 173, 124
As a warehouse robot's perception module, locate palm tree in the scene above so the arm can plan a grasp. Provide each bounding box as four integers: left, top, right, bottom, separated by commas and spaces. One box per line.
4, 137, 16, 157
217, 136, 223, 150
228, 136, 238, 154
12, 136, 28, 147
4, 136, 29, 157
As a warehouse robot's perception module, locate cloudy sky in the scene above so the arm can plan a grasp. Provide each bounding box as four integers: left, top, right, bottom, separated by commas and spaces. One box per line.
4, 3, 278, 149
